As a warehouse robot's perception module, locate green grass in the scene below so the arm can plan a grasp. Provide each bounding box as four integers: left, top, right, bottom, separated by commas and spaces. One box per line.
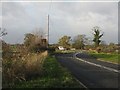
88, 52, 120, 64
14, 56, 83, 88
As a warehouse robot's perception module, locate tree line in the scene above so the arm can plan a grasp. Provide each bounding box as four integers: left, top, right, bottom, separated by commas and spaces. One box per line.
1, 26, 119, 54
58, 26, 103, 49
58, 26, 119, 53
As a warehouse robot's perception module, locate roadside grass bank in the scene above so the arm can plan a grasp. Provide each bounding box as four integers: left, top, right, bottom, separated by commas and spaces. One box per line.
13, 55, 83, 88
87, 52, 119, 64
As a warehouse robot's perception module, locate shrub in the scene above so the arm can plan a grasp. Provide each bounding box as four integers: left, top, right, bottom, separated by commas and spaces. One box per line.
2, 50, 48, 88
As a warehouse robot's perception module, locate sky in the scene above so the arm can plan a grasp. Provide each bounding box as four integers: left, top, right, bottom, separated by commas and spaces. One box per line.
0, 0, 119, 44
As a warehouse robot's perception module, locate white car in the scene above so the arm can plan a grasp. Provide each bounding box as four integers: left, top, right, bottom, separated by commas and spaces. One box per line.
58, 46, 65, 50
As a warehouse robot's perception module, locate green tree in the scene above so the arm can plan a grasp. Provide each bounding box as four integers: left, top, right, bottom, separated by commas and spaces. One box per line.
24, 33, 40, 52
24, 33, 36, 48
24, 31, 47, 52
58, 36, 71, 48
92, 26, 103, 47
72, 35, 87, 49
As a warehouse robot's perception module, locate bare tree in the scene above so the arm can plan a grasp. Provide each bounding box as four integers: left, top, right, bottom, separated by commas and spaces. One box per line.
0, 28, 7, 48
0, 28, 7, 37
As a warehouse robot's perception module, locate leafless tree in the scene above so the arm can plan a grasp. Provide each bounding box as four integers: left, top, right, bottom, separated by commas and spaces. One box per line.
0, 28, 7, 37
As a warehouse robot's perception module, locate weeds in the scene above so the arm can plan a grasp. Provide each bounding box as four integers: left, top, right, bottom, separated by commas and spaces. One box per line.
2, 50, 48, 88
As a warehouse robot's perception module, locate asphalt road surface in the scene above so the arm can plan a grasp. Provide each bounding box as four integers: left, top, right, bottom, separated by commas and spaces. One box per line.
55, 52, 119, 89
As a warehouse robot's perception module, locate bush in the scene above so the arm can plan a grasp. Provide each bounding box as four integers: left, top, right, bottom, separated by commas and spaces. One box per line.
2, 50, 48, 88
2, 41, 13, 60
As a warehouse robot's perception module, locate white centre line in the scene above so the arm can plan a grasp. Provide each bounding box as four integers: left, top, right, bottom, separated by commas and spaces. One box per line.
74, 52, 120, 73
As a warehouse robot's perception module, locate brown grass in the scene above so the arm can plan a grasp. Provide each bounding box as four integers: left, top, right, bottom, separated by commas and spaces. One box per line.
2, 50, 48, 88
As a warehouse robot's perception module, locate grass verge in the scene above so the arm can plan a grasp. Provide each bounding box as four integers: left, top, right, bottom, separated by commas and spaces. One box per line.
88, 52, 120, 64
14, 55, 83, 88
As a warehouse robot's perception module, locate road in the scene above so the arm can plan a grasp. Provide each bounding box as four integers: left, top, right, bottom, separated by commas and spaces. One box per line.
55, 52, 119, 89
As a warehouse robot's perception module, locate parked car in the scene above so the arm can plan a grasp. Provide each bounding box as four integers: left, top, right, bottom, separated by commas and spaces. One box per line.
58, 46, 65, 50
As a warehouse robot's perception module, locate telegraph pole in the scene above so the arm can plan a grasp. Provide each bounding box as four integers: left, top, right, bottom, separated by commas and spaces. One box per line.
47, 14, 49, 48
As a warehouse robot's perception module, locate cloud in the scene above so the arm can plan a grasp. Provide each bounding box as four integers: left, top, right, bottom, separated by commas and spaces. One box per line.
1, 1, 118, 44
0, 2, 2, 27
48, 2, 118, 44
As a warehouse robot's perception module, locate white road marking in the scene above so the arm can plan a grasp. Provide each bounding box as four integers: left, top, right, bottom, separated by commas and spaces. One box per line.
74, 77, 88, 89
57, 55, 88, 89
74, 52, 120, 73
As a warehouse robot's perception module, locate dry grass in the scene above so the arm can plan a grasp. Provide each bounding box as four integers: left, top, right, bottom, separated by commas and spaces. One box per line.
14, 56, 83, 88
2, 50, 48, 88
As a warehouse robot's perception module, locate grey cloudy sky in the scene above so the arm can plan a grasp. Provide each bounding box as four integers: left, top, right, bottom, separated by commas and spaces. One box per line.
1, 0, 119, 44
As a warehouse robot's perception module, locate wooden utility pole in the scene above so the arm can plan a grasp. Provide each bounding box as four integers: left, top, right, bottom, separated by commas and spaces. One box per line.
47, 14, 49, 47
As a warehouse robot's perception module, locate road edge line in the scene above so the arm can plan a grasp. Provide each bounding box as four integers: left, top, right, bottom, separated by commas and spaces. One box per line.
74, 52, 120, 73
74, 77, 88, 89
